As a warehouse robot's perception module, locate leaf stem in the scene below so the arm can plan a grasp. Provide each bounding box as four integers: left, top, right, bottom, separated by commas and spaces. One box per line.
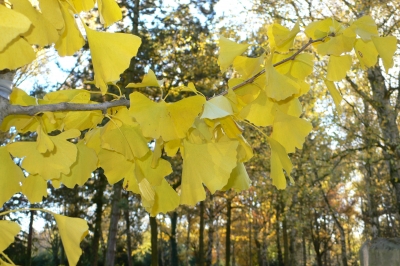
1, 252, 16, 265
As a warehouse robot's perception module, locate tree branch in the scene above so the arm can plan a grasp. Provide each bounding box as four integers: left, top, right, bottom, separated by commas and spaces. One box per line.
0, 97, 130, 126
217, 35, 330, 97
345, 75, 379, 110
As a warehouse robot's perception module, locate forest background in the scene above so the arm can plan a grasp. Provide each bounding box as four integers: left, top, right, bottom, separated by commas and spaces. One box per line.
1, 0, 400, 266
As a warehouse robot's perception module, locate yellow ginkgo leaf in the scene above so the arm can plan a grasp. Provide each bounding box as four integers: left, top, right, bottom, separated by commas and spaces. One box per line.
10, 87, 44, 105
324, 80, 342, 114
0, 4, 31, 52
21, 175, 48, 203
63, 110, 103, 131
239, 90, 275, 126
0, 114, 37, 133
164, 139, 181, 157
267, 22, 300, 52
290, 53, 314, 79
101, 124, 149, 160
326, 54, 352, 81
55, 1, 85, 56
85, 127, 102, 155
201, 96, 233, 120
129, 92, 205, 141
277, 97, 302, 117
0, 220, 21, 252
305, 17, 342, 40
148, 179, 180, 216
61, 141, 98, 188
273, 52, 292, 75
229, 79, 261, 107
10, 0, 59, 46
178, 82, 200, 94
0, 37, 35, 70
371, 36, 398, 72
85, 26, 141, 94
135, 152, 172, 186
98, 148, 135, 184
354, 39, 378, 69
218, 36, 250, 72
317, 27, 356, 56
44, 89, 90, 103
8, 129, 80, 180
0, 147, 24, 206
271, 108, 312, 153
180, 140, 238, 206
237, 136, 254, 162
218, 116, 243, 139
352, 15, 378, 41
297, 80, 311, 96
71, 0, 95, 12
36, 125, 54, 153
267, 137, 293, 189
139, 178, 156, 208
39, 0, 65, 31
265, 60, 300, 101
151, 138, 163, 167
221, 162, 250, 192
97, 0, 122, 27
106, 107, 136, 128
54, 214, 88, 266
233, 55, 265, 79
126, 69, 163, 88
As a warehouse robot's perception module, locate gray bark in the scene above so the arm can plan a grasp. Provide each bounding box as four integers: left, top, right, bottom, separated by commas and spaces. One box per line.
105, 181, 123, 266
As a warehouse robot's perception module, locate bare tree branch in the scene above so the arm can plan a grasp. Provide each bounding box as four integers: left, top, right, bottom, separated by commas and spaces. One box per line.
0, 97, 130, 126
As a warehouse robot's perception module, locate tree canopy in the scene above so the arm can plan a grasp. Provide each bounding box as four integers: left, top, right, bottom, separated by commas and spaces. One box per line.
0, 0, 398, 265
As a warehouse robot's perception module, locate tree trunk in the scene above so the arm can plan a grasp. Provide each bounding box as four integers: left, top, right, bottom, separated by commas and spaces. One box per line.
318, 182, 348, 266
206, 199, 214, 266
199, 201, 205, 266
249, 210, 253, 266
367, 66, 400, 215
133, 0, 140, 35
225, 198, 232, 266
362, 101, 381, 238
105, 181, 123, 266
276, 203, 283, 266
92, 172, 107, 266
282, 215, 289, 266
170, 211, 179, 266
232, 241, 236, 266
302, 231, 306, 266
289, 225, 297, 266
186, 213, 192, 265
26, 210, 34, 266
150, 216, 158, 266
124, 193, 133, 266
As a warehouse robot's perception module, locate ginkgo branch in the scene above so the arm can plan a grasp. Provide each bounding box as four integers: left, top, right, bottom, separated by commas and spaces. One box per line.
223, 35, 332, 95
0, 97, 130, 125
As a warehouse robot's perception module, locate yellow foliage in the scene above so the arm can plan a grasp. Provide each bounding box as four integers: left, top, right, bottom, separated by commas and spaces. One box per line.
129, 92, 205, 141
267, 22, 300, 52
0, 4, 31, 52
85, 26, 141, 94
218, 36, 250, 72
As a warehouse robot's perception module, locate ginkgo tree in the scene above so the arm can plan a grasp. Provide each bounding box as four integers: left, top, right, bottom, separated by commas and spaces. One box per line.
0, 0, 397, 265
